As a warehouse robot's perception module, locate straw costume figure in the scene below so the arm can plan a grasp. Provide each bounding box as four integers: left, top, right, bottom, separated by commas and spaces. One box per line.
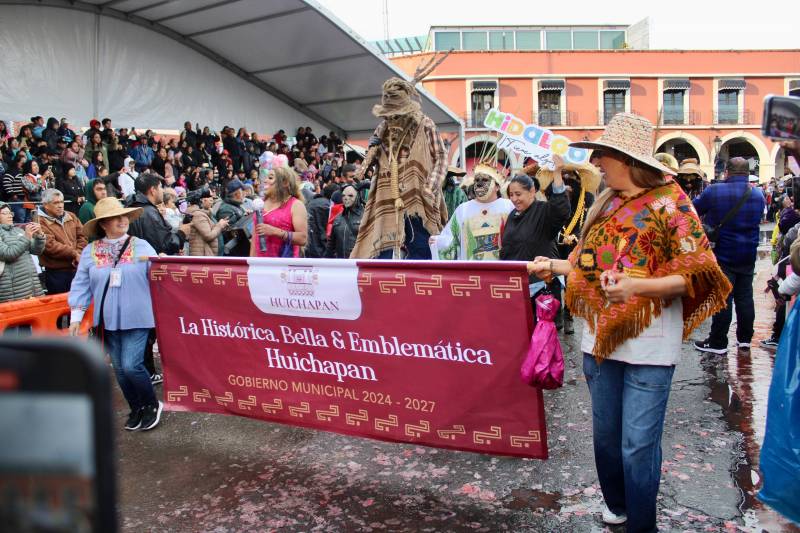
350, 54, 450, 259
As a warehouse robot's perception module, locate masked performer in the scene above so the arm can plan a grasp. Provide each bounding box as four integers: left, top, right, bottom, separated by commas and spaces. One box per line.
350, 59, 450, 259
430, 165, 513, 261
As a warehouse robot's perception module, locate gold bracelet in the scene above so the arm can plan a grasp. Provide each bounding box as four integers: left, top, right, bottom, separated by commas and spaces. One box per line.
549, 260, 555, 276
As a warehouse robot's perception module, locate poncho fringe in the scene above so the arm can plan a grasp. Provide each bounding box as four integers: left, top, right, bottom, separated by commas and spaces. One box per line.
566, 182, 732, 361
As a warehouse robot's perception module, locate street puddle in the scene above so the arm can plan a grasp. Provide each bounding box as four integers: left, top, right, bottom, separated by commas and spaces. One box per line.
504, 488, 562, 512
701, 342, 800, 532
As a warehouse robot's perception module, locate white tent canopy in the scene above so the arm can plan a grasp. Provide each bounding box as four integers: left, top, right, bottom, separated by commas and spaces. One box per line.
0, 0, 461, 138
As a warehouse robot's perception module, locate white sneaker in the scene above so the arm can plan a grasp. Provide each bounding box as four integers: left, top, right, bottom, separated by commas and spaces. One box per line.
602, 504, 627, 525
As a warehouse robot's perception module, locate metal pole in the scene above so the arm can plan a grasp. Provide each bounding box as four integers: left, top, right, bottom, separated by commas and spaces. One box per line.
459, 123, 466, 169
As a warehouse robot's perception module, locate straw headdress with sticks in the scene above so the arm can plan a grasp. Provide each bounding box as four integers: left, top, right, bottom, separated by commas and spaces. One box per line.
372, 50, 452, 118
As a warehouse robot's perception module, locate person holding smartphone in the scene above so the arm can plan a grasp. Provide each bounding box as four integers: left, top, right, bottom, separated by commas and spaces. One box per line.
0, 201, 46, 303
68, 197, 162, 431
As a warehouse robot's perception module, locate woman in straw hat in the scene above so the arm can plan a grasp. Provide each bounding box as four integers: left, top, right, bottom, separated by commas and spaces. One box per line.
68, 197, 163, 432
675, 158, 706, 200
528, 113, 731, 532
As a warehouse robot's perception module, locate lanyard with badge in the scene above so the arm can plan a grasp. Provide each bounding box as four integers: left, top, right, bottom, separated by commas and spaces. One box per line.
97, 236, 132, 340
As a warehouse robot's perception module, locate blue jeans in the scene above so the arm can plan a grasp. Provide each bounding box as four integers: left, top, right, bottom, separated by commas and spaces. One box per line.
105, 328, 156, 411
377, 215, 432, 260
583, 354, 675, 533
709, 264, 755, 346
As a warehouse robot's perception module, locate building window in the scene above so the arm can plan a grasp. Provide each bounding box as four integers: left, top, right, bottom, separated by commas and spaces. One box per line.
489, 31, 514, 50
573, 31, 599, 50
718, 89, 740, 124
663, 90, 685, 125
604, 90, 626, 125
434, 32, 460, 51
515, 30, 540, 50
546, 31, 572, 50
600, 30, 626, 49
538, 91, 562, 126
789, 79, 800, 97
462, 31, 488, 51
470, 81, 497, 128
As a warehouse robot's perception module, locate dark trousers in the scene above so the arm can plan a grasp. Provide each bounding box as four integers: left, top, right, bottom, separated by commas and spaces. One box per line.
773, 303, 787, 339
709, 265, 755, 346
772, 261, 789, 339
377, 215, 431, 260
44, 270, 76, 295
144, 328, 157, 377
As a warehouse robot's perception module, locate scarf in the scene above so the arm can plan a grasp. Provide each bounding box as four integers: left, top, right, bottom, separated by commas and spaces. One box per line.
566, 181, 731, 360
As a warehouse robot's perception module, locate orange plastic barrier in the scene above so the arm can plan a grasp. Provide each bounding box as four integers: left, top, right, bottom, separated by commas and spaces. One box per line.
0, 294, 93, 336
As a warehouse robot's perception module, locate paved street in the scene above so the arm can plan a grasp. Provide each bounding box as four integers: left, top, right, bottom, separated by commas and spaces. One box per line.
115, 255, 799, 532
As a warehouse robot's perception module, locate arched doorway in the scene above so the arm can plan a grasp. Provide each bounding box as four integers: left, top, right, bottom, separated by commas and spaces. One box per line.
656, 138, 700, 164
718, 138, 760, 177
455, 134, 517, 174
655, 132, 710, 177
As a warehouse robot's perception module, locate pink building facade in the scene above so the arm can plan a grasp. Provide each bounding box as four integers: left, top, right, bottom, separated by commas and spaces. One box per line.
390, 48, 800, 182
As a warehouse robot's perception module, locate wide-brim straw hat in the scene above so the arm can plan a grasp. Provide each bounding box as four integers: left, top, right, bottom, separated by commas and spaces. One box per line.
83, 197, 143, 238
570, 113, 677, 176
655, 152, 680, 174
536, 162, 602, 194
676, 157, 705, 177
446, 166, 467, 177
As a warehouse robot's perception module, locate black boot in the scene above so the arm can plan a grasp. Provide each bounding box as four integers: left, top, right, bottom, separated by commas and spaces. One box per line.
563, 308, 574, 335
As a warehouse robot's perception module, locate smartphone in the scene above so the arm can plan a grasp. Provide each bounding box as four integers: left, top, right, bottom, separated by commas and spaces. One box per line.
762, 94, 800, 141
0, 338, 116, 533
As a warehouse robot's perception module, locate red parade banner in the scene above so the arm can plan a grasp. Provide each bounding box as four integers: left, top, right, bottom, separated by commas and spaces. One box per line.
150, 257, 548, 459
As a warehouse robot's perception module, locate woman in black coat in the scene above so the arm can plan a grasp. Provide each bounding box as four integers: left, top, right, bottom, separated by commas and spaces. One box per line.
55, 164, 85, 215
500, 169, 570, 326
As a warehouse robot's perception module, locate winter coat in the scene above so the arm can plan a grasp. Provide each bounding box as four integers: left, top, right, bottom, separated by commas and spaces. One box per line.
78, 179, 100, 224
37, 208, 87, 270
129, 144, 154, 170
216, 198, 249, 256
107, 147, 127, 173
84, 143, 108, 169
61, 146, 85, 168
126, 192, 185, 255
305, 194, 330, 258
188, 205, 224, 256
325, 204, 364, 259
56, 175, 83, 214
0, 224, 45, 303
42, 128, 59, 152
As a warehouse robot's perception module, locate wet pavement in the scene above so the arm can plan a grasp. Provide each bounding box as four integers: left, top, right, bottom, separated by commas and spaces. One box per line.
115, 252, 799, 532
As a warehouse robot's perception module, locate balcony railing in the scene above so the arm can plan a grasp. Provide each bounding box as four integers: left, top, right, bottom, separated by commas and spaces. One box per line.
660, 109, 700, 126
599, 110, 640, 125
714, 109, 754, 125
532, 110, 576, 127
464, 110, 577, 129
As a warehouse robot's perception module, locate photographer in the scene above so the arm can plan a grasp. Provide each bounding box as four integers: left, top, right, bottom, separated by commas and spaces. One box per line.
216, 178, 251, 256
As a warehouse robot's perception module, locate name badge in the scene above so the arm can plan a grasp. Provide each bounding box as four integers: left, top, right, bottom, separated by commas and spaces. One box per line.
109, 268, 122, 288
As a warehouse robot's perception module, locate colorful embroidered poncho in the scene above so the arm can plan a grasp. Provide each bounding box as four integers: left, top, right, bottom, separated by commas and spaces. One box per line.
566, 182, 732, 360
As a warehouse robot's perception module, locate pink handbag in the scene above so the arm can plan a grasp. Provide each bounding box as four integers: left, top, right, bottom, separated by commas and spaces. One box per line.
520, 293, 565, 389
